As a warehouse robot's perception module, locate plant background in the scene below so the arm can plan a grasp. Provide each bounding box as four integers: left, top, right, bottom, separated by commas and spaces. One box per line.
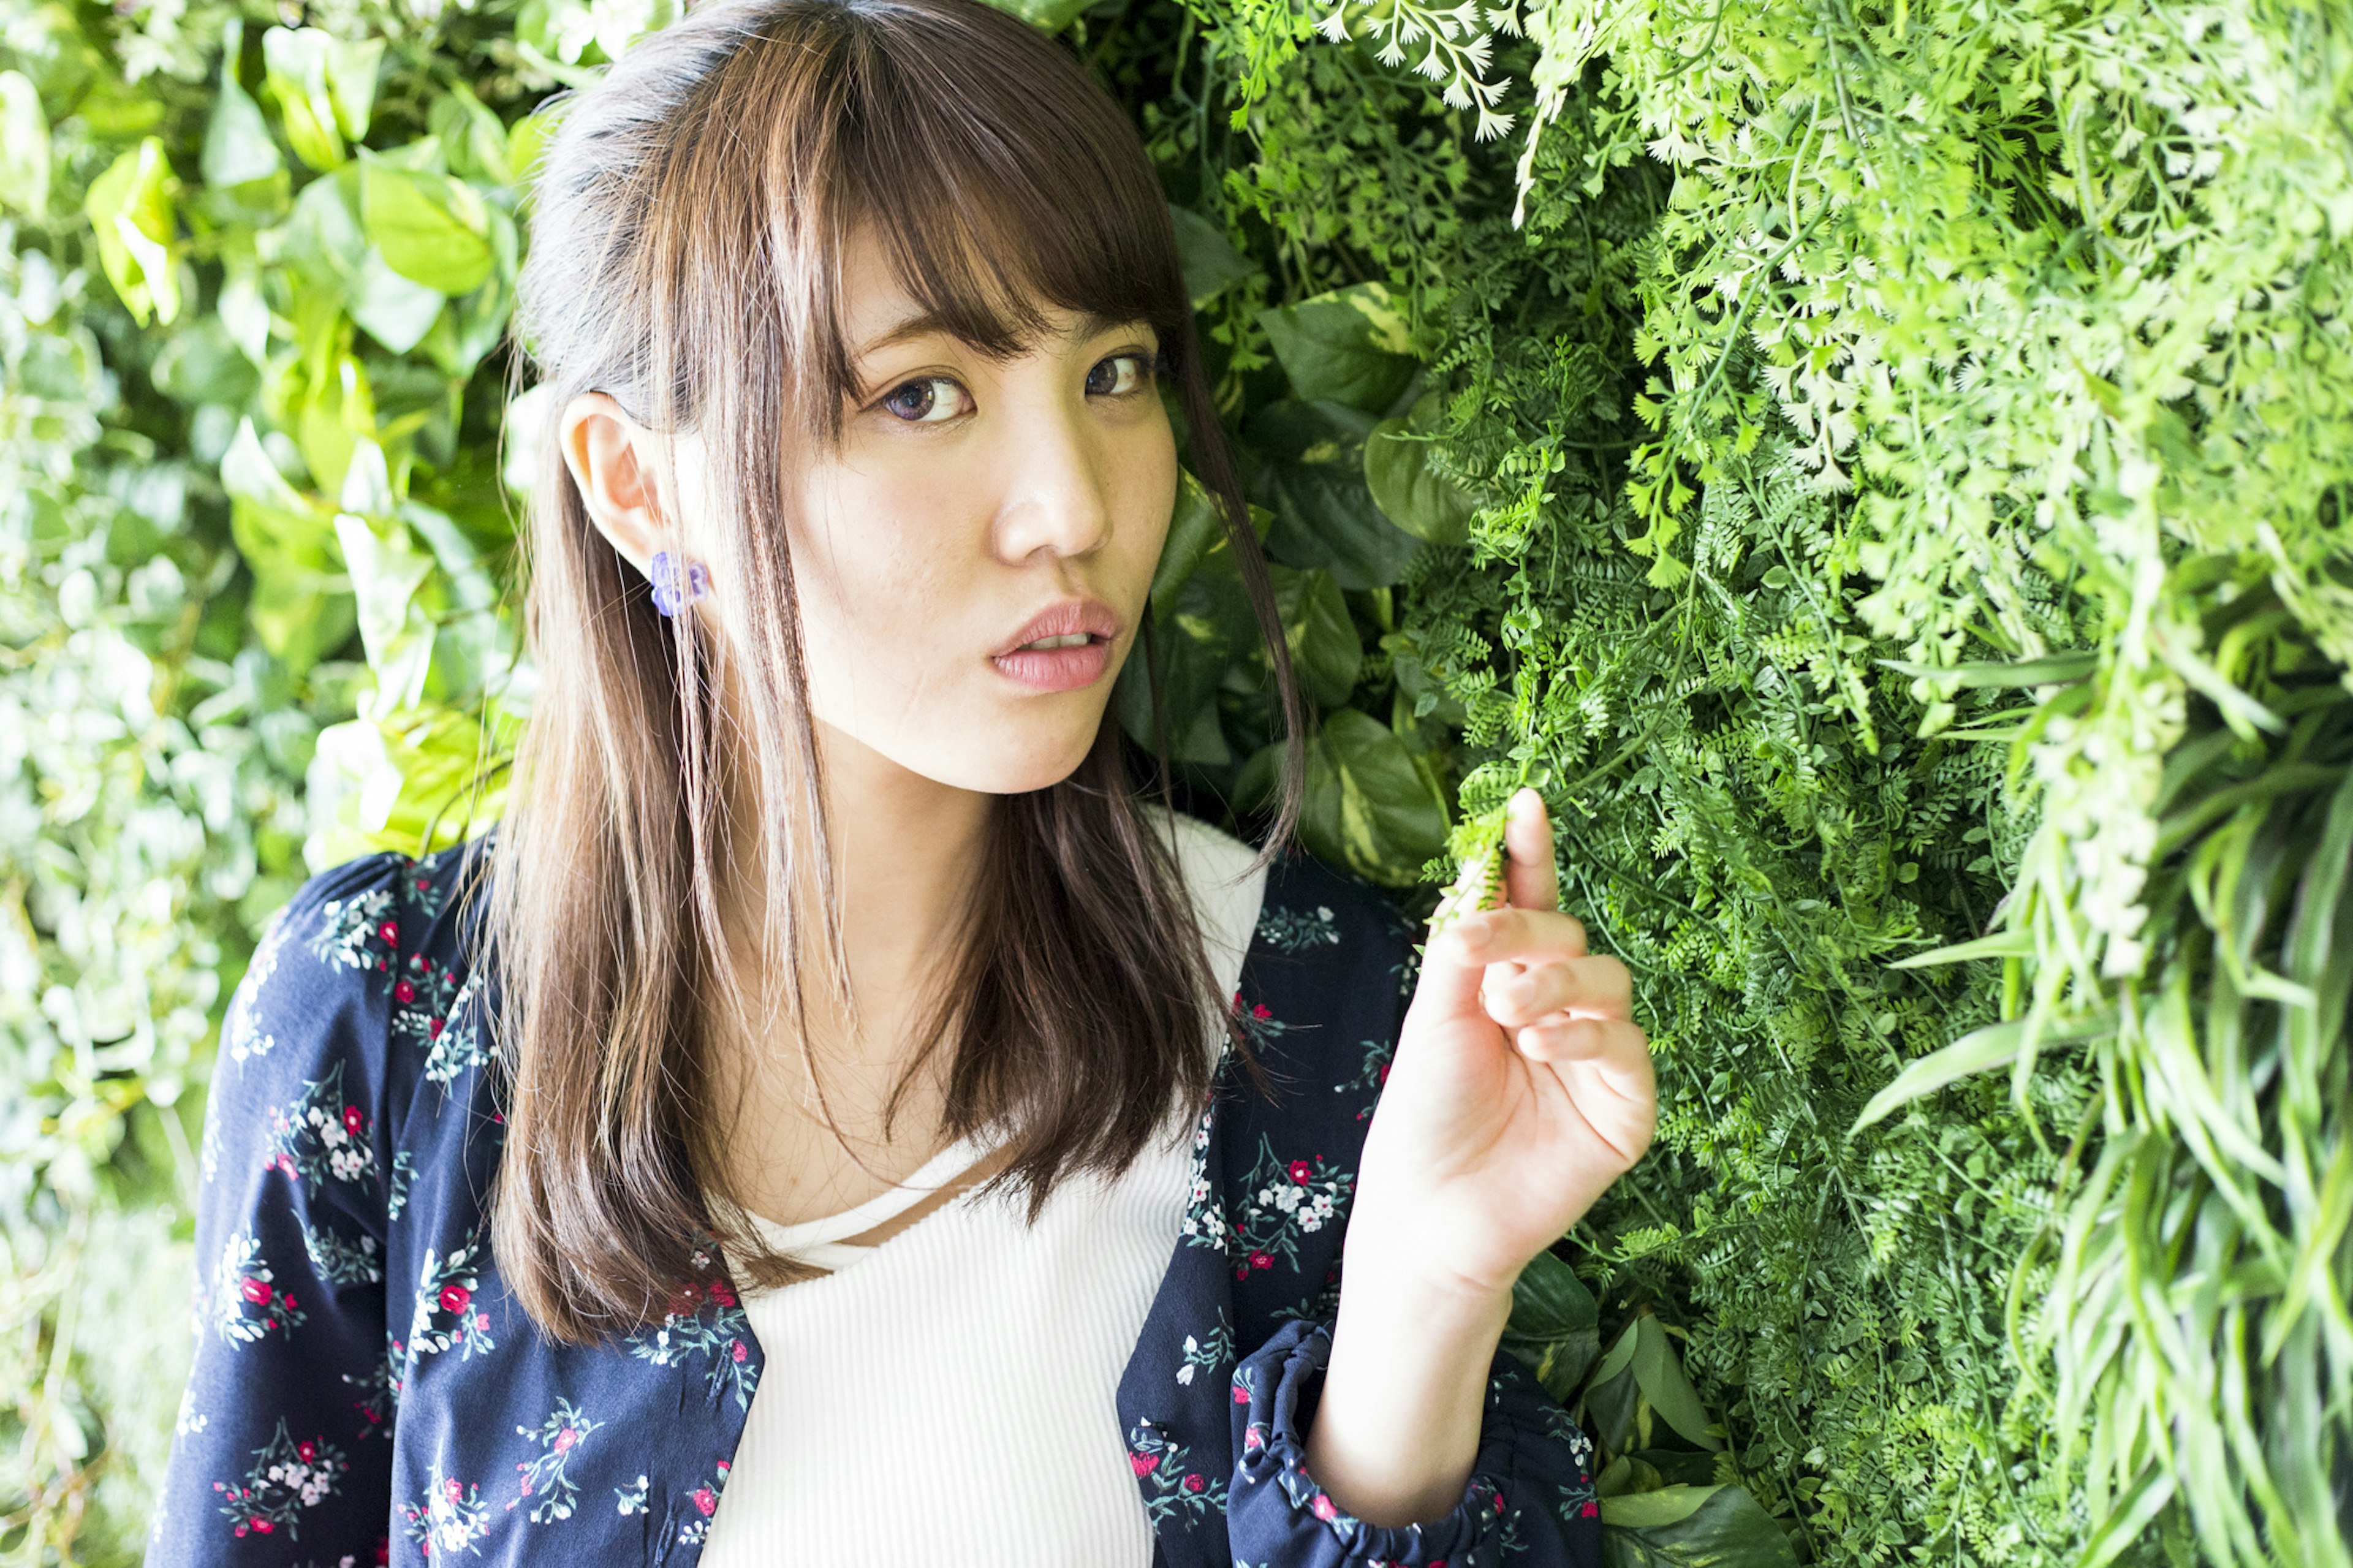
2, 0, 2349, 1562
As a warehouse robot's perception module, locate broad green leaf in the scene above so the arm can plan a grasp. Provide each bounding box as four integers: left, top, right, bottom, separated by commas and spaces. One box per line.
1502, 1250, 1602, 1402
1170, 205, 1256, 310
262, 28, 348, 169
1300, 708, 1449, 885
433, 82, 515, 186
358, 151, 495, 295
200, 21, 281, 189
348, 246, 447, 354
1257, 282, 1417, 412
1269, 565, 1360, 710
83, 138, 179, 326
335, 510, 438, 710
1629, 1315, 1721, 1450
981, 0, 1093, 32
0, 70, 50, 216
1150, 470, 1227, 618
1601, 1483, 1798, 1568
1247, 398, 1423, 590
1878, 652, 2097, 689
1366, 392, 1477, 547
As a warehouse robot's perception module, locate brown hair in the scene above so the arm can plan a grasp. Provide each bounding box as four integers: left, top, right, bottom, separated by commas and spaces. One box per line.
491, 0, 1303, 1341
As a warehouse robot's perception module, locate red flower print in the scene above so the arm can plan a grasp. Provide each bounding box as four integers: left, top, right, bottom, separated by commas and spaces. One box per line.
709, 1281, 737, 1308
428, 1018, 444, 1038
233, 1524, 248, 1537
730, 1339, 748, 1363
1582, 1501, 1599, 1518
1288, 1159, 1313, 1183
1379, 1062, 1391, 1085
1251, 1003, 1272, 1020
284, 1295, 297, 1311
554, 1428, 578, 1453
1311, 1493, 1338, 1522
378, 920, 399, 945
254, 1520, 273, 1534
1232, 1385, 1251, 1405
395, 980, 415, 1004
716, 1460, 730, 1475
444, 1477, 462, 1501
297, 1441, 317, 1462
343, 1105, 365, 1134
1233, 1265, 1249, 1280
1129, 1451, 1158, 1477
1244, 1425, 1264, 1450
438, 1284, 471, 1315
1249, 1251, 1271, 1271
240, 1278, 272, 1306
693, 1488, 716, 1516
1183, 1473, 1205, 1494
475, 1312, 490, 1330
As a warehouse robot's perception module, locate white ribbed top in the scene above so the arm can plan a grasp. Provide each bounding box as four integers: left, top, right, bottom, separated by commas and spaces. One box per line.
698, 812, 1268, 1565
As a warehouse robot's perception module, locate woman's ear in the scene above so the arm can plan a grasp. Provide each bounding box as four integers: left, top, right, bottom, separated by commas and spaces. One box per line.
559, 391, 674, 574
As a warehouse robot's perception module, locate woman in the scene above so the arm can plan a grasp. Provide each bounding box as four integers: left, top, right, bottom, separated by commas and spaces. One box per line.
155, 0, 1656, 1561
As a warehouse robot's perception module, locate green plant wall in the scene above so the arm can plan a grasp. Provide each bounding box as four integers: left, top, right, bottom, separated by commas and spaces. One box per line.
2, 0, 2347, 1562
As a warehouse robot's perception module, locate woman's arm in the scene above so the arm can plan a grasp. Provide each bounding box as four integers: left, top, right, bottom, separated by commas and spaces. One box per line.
152, 858, 406, 1565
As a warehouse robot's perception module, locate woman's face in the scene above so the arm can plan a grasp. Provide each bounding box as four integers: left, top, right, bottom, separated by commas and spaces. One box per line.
564, 224, 1178, 797
779, 229, 1176, 793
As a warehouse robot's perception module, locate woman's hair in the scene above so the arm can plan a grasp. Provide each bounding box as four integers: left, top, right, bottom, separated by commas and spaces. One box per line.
491, 0, 1304, 1340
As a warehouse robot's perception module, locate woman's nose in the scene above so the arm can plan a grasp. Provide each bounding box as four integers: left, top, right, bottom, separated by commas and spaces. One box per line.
991, 401, 1113, 563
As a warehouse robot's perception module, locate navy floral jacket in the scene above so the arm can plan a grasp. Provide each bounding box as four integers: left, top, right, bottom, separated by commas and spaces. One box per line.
154, 829, 1603, 1567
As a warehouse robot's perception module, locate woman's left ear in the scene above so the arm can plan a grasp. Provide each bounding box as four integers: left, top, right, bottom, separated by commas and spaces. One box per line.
558, 390, 675, 575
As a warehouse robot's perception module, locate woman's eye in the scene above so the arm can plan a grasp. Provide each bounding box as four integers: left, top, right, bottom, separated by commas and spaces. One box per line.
878, 376, 972, 423
1085, 353, 1154, 398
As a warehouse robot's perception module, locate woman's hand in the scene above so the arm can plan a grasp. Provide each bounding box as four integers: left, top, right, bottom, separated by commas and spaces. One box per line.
1347, 785, 1658, 1305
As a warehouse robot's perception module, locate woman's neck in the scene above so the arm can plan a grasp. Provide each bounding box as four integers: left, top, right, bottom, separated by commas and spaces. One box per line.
705, 646, 996, 1113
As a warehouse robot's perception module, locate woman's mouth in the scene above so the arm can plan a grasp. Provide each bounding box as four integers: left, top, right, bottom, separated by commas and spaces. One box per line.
991, 598, 1121, 692
993, 632, 1110, 691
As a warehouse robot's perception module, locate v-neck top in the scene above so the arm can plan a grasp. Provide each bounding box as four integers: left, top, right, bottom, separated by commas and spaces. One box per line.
697, 812, 1269, 1563
153, 815, 1606, 1568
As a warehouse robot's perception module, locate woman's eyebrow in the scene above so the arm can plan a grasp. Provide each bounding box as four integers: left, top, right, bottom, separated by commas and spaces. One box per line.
850, 309, 1150, 364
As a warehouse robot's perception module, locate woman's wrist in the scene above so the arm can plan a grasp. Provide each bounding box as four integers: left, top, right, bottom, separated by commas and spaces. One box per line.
1299, 1245, 1517, 1529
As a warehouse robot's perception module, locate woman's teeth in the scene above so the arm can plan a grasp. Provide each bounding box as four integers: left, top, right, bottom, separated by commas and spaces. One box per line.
1020, 633, 1094, 650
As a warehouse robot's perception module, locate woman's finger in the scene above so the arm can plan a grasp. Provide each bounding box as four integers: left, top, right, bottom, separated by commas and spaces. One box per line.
1501, 786, 1558, 913
1450, 905, 1588, 968
1481, 953, 1634, 1028
1514, 1016, 1653, 1078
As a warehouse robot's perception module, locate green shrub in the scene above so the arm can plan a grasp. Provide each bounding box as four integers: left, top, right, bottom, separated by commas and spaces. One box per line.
2, 0, 2347, 1562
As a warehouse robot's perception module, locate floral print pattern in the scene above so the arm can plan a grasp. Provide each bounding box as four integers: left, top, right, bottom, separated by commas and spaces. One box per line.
510, 1398, 602, 1523
159, 830, 1601, 1567
211, 1418, 347, 1540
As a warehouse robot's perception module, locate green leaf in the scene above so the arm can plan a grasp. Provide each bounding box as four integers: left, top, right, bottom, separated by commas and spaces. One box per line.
1877, 652, 2097, 689
1269, 565, 1360, 710
1366, 392, 1477, 547
1851, 1012, 2116, 1132
152, 316, 260, 407
1257, 281, 1417, 412
1601, 1483, 1798, 1568
1629, 1315, 1721, 1451
222, 417, 352, 672
358, 150, 495, 295
262, 27, 379, 170
1170, 205, 1256, 309
980, 0, 1092, 32
83, 137, 179, 326
1300, 708, 1449, 885
1502, 1250, 1602, 1402
0, 70, 51, 216
201, 21, 281, 189
1247, 399, 1423, 590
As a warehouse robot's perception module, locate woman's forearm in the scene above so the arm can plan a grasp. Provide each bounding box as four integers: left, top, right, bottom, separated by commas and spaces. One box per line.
1300, 1250, 1516, 1529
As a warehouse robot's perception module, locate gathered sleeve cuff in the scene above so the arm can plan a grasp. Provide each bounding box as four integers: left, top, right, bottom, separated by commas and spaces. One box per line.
1226, 1316, 1604, 1567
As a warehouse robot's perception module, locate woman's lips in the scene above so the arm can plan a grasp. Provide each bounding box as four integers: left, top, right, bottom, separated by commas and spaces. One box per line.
991, 638, 1112, 691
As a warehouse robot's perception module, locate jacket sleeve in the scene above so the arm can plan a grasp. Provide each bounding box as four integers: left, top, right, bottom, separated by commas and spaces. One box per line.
150, 853, 409, 1567
1226, 1315, 1602, 1566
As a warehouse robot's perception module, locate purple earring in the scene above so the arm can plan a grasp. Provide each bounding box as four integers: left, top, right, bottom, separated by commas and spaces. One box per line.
649, 550, 711, 616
